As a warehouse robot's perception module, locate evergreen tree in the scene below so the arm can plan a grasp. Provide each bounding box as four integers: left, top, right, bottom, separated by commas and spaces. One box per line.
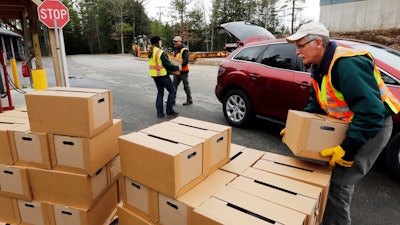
62, 0, 89, 54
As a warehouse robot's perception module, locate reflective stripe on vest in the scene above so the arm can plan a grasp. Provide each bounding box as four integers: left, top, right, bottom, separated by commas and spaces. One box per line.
174, 47, 189, 71
149, 47, 167, 77
312, 46, 400, 122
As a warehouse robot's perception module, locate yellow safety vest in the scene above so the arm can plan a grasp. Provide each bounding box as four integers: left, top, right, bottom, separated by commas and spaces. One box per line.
174, 47, 189, 71
149, 47, 167, 77
312, 46, 400, 122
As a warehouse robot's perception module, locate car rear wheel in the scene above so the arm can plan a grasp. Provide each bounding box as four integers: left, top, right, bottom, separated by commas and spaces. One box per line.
386, 133, 400, 180
222, 89, 254, 127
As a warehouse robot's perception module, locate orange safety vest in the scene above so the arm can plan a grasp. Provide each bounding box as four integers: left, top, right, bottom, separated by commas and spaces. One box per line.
149, 47, 167, 77
174, 47, 189, 71
312, 46, 400, 122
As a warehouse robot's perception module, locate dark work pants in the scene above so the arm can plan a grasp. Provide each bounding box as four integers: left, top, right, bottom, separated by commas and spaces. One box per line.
153, 75, 176, 117
322, 117, 393, 225
173, 72, 192, 102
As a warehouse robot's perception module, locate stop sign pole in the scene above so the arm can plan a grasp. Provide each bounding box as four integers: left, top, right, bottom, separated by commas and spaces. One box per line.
38, 0, 70, 87
54, 19, 70, 87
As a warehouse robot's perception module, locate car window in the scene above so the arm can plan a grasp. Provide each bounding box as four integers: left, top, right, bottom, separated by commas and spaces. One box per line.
337, 40, 400, 71
233, 45, 266, 62
380, 70, 399, 85
259, 43, 305, 71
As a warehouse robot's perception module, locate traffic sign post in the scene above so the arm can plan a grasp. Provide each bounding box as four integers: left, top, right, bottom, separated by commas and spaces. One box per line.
37, 0, 70, 87
38, 0, 70, 29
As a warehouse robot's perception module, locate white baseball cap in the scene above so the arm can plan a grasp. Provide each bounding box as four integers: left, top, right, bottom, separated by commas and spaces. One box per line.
286, 22, 329, 43
173, 36, 182, 42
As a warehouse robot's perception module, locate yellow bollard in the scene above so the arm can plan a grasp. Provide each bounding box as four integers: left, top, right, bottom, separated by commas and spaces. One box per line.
10, 58, 21, 89
32, 69, 48, 90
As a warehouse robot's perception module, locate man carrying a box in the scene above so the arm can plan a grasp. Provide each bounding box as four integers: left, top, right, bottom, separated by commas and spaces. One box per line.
283, 22, 400, 225
172, 36, 193, 106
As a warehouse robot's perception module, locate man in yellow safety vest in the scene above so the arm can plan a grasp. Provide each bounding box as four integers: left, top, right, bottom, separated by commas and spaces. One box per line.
283, 21, 400, 225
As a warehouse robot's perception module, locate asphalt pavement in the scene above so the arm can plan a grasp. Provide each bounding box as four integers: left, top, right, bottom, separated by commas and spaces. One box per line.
3, 56, 224, 109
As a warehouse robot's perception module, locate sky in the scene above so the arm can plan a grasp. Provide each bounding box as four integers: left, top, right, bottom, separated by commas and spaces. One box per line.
144, 0, 320, 25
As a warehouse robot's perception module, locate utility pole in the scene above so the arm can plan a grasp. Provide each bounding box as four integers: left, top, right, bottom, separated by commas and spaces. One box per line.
155, 6, 164, 22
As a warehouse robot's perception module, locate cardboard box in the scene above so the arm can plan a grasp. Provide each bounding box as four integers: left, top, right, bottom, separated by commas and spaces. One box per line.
0, 164, 32, 201
25, 88, 113, 138
192, 186, 306, 225
178, 169, 237, 209
156, 170, 237, 225
230, 167, 320, 225
0, 223, 18, 225
157, 193, 188, 225
0, 119, 27, 165
117, 202, 155, 225
253, 159, 330, 222
12, 127, 52, 170
107, 154, 121, 186
0, 195, 20, 224
119, 131, 204, 198
48, 183, 118, 225
262, 151, 332, 175
27, 166, 108, 209
103, 207, 118, 225
229, 143, 246, 158
120, 170, 237, 225
0, 110, 28, 118
140, 122, 207, 176
0, 115, 29, 124
14, 105, 27, 112
17, 199, 51, 225
285, 110, 348, 161
161, 117, 232, 175
165, 170, 237, 225
169, 57, 183, 75
50, 119, 122, 175
220, 147, 265, 175
170, 57, 183, 67
119, 176, 159, 223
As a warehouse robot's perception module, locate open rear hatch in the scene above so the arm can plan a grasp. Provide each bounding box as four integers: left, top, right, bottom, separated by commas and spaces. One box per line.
215, 21, 275, 50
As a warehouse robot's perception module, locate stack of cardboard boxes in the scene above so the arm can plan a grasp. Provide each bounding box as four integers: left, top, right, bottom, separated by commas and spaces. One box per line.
0, 87, 122, 225
116, 116, 333, 225
1, 87, 338, 225
0, 107, 35, 225
117, 117, 232, 225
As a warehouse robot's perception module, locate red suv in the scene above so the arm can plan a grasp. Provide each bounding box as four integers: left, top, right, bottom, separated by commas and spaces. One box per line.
215, 37, 400, 180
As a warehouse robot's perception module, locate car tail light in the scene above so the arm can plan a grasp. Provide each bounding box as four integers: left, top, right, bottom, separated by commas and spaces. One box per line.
218, 66, 226, 76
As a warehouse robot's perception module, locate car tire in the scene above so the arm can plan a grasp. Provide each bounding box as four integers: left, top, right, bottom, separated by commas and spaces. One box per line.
222, 89, 254, 127
386, 133, 400, 180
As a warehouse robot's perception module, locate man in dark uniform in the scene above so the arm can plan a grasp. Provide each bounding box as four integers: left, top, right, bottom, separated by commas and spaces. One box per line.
172, 36, 192, 105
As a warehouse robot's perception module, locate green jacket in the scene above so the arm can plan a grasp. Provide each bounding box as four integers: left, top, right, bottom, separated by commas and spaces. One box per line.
305, 41, 393, 155
160, 52, 179, 73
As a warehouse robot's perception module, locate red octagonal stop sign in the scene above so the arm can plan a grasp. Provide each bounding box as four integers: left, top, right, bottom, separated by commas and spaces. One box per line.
38, 0, 70, 29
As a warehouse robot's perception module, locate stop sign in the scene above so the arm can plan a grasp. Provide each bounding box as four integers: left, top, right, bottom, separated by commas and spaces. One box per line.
38, 0, 70, 28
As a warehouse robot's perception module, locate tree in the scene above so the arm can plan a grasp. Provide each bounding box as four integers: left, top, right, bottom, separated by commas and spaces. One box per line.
76, 0, 149, 54
252, 0, 280, 34
79, 0, 112, 53
213, 0, 251, 25
280, 0, 306, 33
170, 0, 189, 25
62, 0, 88, 54
34, 0, 293, 54
185, 9, 206, 51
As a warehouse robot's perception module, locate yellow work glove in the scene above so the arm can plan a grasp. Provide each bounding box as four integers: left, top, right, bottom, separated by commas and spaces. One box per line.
279, 128, 286, 143
320, 145, 354, 167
